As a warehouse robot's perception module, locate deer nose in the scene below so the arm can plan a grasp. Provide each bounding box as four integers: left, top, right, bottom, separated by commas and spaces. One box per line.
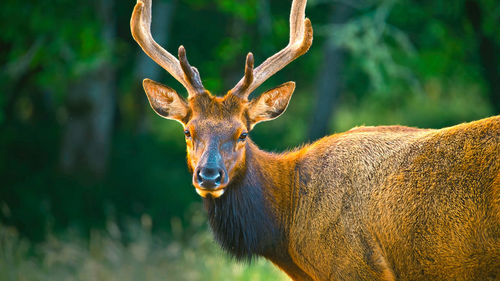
196, 166, 224, 189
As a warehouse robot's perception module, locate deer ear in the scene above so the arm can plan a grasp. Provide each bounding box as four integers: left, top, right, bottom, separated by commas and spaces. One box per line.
247, 82, 295, 128
143, 79, 190, 124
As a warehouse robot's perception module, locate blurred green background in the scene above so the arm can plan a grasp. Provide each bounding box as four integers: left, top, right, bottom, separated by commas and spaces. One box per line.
0, 0, 498, 280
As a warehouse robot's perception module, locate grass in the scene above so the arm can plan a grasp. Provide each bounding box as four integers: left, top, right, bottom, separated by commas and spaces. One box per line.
0, 204, 290, 281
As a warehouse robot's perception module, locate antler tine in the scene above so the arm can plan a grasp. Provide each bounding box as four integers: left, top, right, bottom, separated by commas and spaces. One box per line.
230, 0, 313, 99
289, 0, 307, 43
131, 0, 204, 97
231, 53, 255, 97
178, 46, 205, 93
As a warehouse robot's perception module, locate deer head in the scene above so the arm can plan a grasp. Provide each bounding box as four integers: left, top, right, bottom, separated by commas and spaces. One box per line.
131, 0, 312, 198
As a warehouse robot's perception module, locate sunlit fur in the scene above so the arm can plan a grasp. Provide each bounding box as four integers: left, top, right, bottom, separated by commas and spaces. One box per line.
144, 81, 500, 280
133, 0, 499, 279
281, 119, 500, 280
184, 88, 500, 280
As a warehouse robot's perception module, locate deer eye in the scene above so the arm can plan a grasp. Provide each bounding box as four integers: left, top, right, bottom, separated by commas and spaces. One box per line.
184, 129, 191, 138
238, 132, 248, 141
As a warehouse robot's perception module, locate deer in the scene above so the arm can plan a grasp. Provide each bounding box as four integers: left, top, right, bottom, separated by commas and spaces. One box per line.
130, 0, 500, 280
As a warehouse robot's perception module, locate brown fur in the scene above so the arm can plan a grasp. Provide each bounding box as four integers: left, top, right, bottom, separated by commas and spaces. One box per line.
133, 0, 499, 278
279, 116, 500, 280
143, 76, 500, 279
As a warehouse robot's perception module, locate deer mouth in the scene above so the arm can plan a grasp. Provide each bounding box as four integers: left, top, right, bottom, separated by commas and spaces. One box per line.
195, 187, 226, 198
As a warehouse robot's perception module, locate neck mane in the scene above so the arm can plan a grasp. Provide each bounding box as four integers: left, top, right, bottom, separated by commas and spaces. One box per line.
203, 140, 296, 261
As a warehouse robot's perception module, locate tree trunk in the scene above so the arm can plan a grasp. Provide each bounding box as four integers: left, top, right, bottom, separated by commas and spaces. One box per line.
465, 0, 500, 114
59, 0, 116, 177
307, 3, 353, 141
257, 0, 273, 54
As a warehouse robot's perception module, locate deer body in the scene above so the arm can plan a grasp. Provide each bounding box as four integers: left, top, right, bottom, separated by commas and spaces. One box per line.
130, 0, 500, 279
205, 116, 500, 280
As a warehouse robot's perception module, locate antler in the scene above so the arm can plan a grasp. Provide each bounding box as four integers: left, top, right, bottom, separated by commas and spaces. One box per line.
131, 0, 205, 97
230, 0, 313, 99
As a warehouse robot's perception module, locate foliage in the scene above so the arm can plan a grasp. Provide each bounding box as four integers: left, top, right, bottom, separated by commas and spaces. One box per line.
0, 205, 289, 281
0, 0, 498, 249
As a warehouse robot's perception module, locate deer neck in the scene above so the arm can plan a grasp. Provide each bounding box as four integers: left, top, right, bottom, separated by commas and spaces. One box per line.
203, 140, 298, 261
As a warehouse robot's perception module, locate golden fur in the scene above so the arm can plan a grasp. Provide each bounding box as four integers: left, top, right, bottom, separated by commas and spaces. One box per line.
263, 116, 499, 280
143, 78, 499, 280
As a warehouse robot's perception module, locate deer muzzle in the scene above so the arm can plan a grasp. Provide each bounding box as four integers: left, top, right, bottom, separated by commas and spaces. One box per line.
192, 144, 228, 198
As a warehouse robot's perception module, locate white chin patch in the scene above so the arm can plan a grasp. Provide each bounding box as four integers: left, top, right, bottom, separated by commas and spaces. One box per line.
195, 188, 225, 198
